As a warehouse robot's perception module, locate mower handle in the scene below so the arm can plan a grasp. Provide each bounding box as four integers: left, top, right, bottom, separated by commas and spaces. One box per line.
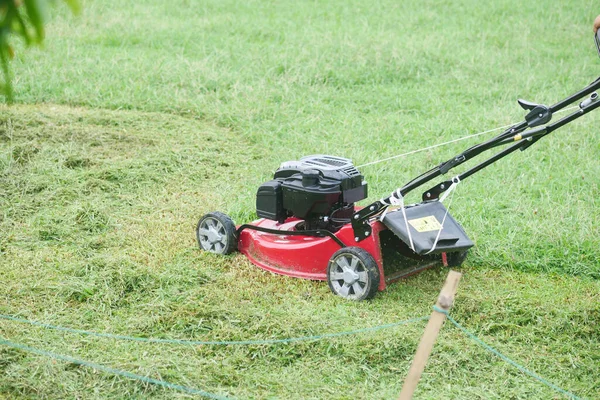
404, 74, 600, 197
351, 72, 600, 242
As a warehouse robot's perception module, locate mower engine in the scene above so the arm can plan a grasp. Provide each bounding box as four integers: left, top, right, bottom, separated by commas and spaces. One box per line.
256, 155, 367, 231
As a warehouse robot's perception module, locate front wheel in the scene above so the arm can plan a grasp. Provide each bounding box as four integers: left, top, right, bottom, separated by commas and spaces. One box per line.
196, 212, 237, 255
327, 247, 380, 301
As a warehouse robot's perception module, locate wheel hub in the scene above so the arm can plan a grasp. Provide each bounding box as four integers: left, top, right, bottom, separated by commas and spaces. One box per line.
343, 269, 359, 285
206, 226, 222, 243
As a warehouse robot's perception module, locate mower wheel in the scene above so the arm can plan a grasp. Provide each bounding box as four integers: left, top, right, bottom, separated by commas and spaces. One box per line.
196, 212, 237, 255
447, 250, 469, 267
327, 247, 380, 301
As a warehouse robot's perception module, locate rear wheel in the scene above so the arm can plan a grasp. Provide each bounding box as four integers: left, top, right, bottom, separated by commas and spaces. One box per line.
327, 247, 380, 301
196, 212, 237, 255
447, 250, 469, 267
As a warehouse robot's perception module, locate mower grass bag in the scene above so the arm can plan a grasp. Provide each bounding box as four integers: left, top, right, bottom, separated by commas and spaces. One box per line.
381, 201, 473, 255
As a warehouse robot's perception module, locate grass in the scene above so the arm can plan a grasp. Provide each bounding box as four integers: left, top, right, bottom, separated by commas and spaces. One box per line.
1, 0, 599, 398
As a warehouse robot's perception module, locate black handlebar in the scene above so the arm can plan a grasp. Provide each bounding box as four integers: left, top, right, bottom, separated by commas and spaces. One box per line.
350, 73, 600, 242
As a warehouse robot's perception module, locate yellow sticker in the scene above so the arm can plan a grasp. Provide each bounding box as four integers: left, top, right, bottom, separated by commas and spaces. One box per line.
407, 216, 442, 232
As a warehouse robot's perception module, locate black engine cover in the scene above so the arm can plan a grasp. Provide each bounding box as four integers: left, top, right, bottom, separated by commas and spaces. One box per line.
256, 155, 367, 225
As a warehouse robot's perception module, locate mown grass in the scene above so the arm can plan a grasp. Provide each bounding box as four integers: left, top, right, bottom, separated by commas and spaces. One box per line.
1, 0, 599, 398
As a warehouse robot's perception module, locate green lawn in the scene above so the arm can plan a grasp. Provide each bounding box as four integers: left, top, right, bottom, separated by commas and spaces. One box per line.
1, 0, 599, 398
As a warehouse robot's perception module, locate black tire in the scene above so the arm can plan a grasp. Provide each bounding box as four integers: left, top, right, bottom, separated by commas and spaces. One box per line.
196, 212, 237, 255
447, 250, 469, 267
327, 247, 380, 301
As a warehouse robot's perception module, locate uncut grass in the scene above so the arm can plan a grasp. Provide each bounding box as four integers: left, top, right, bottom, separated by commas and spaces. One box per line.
1, 106, 599, 399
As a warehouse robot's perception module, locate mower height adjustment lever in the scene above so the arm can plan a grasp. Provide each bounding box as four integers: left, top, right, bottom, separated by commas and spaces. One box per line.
518, 99, 552, 128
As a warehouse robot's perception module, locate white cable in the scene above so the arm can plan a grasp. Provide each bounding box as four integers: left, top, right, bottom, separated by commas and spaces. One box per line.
379, 190, 415, 252
357, 106, 579, 169
439, 175, 461, 203
357, 124, 513, 168
425, 176, 460, 255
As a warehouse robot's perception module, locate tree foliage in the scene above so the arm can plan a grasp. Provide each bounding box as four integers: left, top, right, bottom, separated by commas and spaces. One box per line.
0, 0, 79, 102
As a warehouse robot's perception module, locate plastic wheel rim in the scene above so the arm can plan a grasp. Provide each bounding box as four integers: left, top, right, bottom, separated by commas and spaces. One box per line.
198, 217, 229, 253
329, 253, 370, 298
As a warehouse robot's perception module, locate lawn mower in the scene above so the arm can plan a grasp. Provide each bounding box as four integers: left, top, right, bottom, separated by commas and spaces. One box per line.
196, 33, 600, 300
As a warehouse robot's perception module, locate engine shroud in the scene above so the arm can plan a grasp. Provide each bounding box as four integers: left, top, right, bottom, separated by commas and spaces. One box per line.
256, 155, 367, 230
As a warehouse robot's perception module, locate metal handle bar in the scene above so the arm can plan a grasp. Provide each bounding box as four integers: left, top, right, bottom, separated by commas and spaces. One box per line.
350, 75, 600, 242
402, 75, 600, 199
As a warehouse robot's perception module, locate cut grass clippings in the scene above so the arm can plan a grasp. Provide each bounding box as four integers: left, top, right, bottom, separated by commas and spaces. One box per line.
1, 104, 598, 399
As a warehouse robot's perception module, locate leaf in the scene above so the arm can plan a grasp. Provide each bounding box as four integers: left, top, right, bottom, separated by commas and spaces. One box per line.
23, 0, 48, 42
12, 10, 33, 46
0, 0, 80, 103
0, 43, 14, 103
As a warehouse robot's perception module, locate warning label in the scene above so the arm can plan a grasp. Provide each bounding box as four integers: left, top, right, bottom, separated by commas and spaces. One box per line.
408, 216, 442, 232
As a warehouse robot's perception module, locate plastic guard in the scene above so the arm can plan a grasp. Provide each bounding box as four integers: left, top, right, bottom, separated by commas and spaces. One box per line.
381, 201, 474, 255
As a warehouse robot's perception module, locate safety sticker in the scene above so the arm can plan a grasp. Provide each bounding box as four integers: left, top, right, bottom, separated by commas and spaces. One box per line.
408, 216, 442, 232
